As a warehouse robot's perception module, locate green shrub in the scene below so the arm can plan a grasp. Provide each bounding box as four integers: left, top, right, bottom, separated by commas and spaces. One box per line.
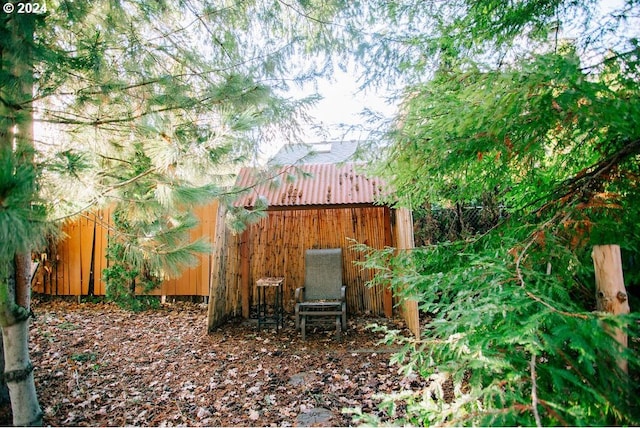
353, 224, 640, 426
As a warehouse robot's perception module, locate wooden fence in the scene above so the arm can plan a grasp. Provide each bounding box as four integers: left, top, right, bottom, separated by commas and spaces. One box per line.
36, 201, 421, 337
33, 202, 219, 297
393, 207, 420, 337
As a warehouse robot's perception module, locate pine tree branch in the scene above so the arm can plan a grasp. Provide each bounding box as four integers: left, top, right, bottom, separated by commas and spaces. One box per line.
448, 403, 532, 427
537, 399, 569, 426
579, 47, 639, 73
45, 78, 166, 99
106, 168, 157, 192
276, 0, 339, 26
40, 103, 194, 126
0, 95, 23, 111
38, 81, 266, 128
97, 154, 133, 165
181, 0, 233, 62
50, 167, 158, 222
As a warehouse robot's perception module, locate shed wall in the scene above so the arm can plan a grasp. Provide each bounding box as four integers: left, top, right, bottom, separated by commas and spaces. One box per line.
243, 206, 392, 315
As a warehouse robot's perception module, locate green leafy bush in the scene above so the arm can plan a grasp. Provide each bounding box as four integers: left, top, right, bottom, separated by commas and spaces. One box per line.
351, 1, 640, 424
354, 220, 639, 425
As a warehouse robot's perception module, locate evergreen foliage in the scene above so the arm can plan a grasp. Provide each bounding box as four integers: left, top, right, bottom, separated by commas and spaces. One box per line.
7, 0, 350, 304
346, 0, 640, 425
0, 146, 47, 267
1, 0, 348, 420
3, 0, 639, 423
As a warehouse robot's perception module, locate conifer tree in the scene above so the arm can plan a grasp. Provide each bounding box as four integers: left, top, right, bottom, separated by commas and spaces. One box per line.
1, 8, 46, 425
36, 0, 338, 307
347, 0, 640, 425
1, 0, 347, 423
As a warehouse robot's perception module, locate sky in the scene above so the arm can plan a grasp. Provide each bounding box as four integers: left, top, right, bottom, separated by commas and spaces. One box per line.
295, 64, 400, 141
258, 66, 398, 162
302, 68, 397, 142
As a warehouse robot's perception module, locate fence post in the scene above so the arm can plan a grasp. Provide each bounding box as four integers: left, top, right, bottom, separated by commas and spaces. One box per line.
592, 244, 630, 373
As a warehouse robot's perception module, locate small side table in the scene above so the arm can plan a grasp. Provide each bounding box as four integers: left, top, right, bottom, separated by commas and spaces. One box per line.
257, 277, 284, 331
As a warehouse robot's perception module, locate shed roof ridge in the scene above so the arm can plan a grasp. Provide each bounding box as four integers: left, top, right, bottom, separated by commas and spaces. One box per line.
233, 162, 387, 209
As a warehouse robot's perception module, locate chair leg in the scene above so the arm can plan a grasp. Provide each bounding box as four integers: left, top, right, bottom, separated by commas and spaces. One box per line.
301, 315, 306, 340
295, 306, 300, 330
341, 304, 347, 331
335, 315, 341, 340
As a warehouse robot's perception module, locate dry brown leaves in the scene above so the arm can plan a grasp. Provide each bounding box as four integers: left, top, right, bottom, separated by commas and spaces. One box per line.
23, 299, 425, 427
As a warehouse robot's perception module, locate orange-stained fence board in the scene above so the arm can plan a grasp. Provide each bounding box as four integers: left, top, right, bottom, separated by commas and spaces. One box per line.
67, 220, 82, 295
38, 201, 218, 297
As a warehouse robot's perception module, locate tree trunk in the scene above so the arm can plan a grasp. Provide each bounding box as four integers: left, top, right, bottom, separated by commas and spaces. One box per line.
592, 244, 630, 373
0, 339, 10, 410
0, 255, 42, 426
1, 322, 40, 426
0, 9, 44, 426
1, 248, 40, 424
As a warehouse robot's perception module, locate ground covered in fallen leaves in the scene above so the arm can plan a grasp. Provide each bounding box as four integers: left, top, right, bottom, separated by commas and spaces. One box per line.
16, 298, 426, 426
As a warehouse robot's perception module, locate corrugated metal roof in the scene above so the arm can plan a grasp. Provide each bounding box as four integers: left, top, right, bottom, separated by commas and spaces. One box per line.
233, 163, 386, 208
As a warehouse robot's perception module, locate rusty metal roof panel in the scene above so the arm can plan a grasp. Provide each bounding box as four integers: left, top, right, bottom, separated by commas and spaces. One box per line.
233, 163, 386, 208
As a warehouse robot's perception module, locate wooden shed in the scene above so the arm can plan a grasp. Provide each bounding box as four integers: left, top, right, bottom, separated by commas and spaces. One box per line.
207, 163, 419, 336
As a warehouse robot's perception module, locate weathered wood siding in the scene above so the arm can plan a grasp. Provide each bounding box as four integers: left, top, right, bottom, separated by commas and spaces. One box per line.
243, 207, 392, 314
208, 205, 243, 325
34, 202, 218, 297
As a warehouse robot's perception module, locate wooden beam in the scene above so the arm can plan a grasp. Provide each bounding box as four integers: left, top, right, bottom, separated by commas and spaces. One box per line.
394, 207, 420, 338
241, 203, 381, 212
207, 202, 229, 331
383, 207, 393, 318
240, 230, 250, 319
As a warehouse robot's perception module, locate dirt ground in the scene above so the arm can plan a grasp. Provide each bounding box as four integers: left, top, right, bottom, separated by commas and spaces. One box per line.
2, 298, 426, 426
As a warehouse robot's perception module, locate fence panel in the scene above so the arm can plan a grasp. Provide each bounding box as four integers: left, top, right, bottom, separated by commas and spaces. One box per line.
34, 201, 218, 297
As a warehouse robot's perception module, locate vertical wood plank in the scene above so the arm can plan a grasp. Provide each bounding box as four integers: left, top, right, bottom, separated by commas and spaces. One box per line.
394, 207, 420, 338
79, 214, 94, 296
96, 206, 111, 296
382, 206, 394, 318
240, 230, 250, 319
67, 220, 82, 296
200, 202, 214, 296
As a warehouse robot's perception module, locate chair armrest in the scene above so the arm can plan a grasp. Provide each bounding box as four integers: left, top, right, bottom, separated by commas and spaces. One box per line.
341, 286, 346, 300
295, 287, 305, 302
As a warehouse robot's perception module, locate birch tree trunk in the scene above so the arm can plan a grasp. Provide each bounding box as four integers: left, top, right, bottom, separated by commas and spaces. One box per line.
592, 244, 631, 374
0, 336, 9, 408
0, 9, 44, 426
1, 257, 42, 426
